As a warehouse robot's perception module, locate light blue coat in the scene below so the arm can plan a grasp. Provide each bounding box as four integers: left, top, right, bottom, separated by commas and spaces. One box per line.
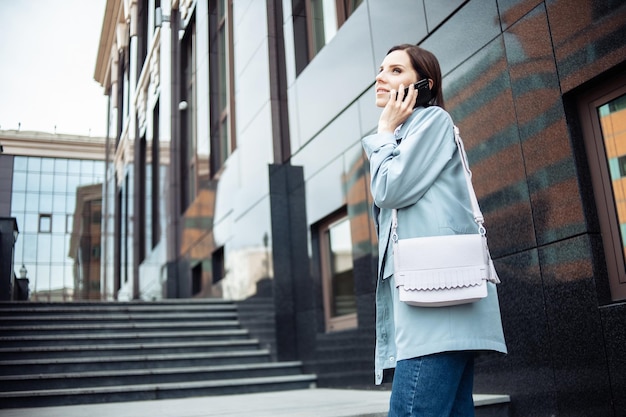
362, 105, 507, 385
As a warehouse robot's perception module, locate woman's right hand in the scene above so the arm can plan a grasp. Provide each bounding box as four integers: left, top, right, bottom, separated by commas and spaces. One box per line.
377, 83, 417, 134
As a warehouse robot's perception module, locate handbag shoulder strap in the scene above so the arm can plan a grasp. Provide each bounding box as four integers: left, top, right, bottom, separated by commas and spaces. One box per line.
392, 125, 486, 236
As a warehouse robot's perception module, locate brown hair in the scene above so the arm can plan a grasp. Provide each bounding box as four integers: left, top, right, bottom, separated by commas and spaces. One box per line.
387, 44, 445, 109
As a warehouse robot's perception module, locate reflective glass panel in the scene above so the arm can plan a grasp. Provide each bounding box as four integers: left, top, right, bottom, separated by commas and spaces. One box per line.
14, 157, 28, 171
12, 172, 26, 191
599, 93, 626, 273
24, 213, 38, 233
67, 174, 79, 193
52, 194, 67, 213
37, 234, 52, 262
27, 172, 40, 193
22, 233, 37, 262
52, 212, 65, 233
27, 157, 41, 172
68, 159, 81, 174
40, 172, 54, 193
55, 159, 68, 173
51, 235, 65, 262
11, 192, 26, 212
41, 158, 54, 173
54, 174, 68, 194
39, 194, 53, 212
327, 218, 356, 317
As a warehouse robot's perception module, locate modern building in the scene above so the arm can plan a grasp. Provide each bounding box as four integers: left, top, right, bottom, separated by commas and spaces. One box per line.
93, 1, 626, 415
0, 130, 106, 301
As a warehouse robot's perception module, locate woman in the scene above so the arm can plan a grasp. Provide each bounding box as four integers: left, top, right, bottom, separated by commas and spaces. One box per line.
361, 44, 507, 416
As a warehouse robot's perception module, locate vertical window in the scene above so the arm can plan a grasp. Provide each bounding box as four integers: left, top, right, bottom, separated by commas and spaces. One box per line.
292, 0, 363, 74
212, 246, 225, 284
180, 16, 197, 210
209, 0, 236, 177
319, 211, 357, 332
137, 0, 148, 78
151, 100, 161, 248
138, 134, 146, 263
39, 214, 52, 233
579, 75, 626, 301
117, 48, 126, 144
192, 262, 202, 295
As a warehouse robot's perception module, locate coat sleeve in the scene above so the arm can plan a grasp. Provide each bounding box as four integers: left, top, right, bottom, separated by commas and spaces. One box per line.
361, 107, 456, 209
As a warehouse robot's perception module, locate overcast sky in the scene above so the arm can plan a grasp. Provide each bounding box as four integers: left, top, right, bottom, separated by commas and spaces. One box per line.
0, 0, 108, 137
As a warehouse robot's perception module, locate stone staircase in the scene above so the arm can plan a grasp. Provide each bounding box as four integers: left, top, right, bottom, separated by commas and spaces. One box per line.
0, 299, 316, 408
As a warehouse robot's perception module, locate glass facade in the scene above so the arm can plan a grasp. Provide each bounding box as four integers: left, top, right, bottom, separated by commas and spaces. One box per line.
10, 156, 104, 300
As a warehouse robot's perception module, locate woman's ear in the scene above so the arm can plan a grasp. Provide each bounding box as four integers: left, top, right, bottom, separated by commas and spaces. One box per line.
428, 79, 434, 90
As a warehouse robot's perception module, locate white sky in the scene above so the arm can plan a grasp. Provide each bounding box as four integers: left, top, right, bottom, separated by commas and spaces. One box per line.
0, 0, 108, 137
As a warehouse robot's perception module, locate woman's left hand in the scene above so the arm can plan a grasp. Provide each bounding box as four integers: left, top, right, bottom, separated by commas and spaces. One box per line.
377, 83, 417, 134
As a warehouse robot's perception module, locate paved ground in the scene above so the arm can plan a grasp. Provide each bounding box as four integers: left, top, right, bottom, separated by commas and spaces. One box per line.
0, 389, 510, 417
0, 389, 391, 417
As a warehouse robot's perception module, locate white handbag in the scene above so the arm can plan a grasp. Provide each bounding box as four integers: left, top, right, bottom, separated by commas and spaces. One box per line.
392, 126, 500, 307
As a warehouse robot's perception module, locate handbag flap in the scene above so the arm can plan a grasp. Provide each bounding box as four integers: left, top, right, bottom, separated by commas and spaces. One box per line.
394, 234, 490, 290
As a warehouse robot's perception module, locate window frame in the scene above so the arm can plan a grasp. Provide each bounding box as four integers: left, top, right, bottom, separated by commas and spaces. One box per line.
180, 15, 197, 210
578, 72, 626, 301
38, 214, 52, 233
318, 209, 358, 333
296, 0, 363, 65
208, 0, 236, 178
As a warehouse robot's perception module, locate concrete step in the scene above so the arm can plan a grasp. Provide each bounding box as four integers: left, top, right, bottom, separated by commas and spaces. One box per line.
0, 311, 238, 326
0, 374, 318, 408
0, 320, 241, 336
0, 361, 307, 391
0, 349, 273, 376
0, 302, 237, 315
0, 299, 318, 409
0, 328, 250, 347
0, 338, 261, 359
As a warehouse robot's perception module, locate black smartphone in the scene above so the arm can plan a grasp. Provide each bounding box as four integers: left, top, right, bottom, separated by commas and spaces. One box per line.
402, 78, 431, 108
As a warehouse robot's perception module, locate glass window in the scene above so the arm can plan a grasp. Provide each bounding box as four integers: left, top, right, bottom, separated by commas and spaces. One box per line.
81, 160, 94, 176
52, 193, 67, 213
24, 213, 39, 233
67, 174, 79, 194
209, 0, 236, 177
39, 214, 52, 233
308, 0, 338, 56
14, 156, 28, 171
55, 159, 68, 173
40, 173, 54, 193
579, 76, 626, 301
68, 159, 81, 174
26, 172, 40, 193
41, 158, 54, 173
27, 157, 41, 172
22, 233, 37, 262
11, 191, 26, 212
293, 0, 363, 73
54, 174, 68, 194
52, 212, 65, 232
51, 235, 65, 262
37, 234, 52, 262
39, 194, 53, 212
12, 172, 26, 191
318, 210, 357, 332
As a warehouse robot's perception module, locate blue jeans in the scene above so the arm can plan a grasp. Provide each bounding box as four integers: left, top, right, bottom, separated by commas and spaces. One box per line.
388, 351, 475, 417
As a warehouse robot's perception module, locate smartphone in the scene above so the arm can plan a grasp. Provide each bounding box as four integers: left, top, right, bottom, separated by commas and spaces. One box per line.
402, 78, 431, 108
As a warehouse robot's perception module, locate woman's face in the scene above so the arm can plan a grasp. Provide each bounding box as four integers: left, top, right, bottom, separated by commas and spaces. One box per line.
375, 50, 419, 108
